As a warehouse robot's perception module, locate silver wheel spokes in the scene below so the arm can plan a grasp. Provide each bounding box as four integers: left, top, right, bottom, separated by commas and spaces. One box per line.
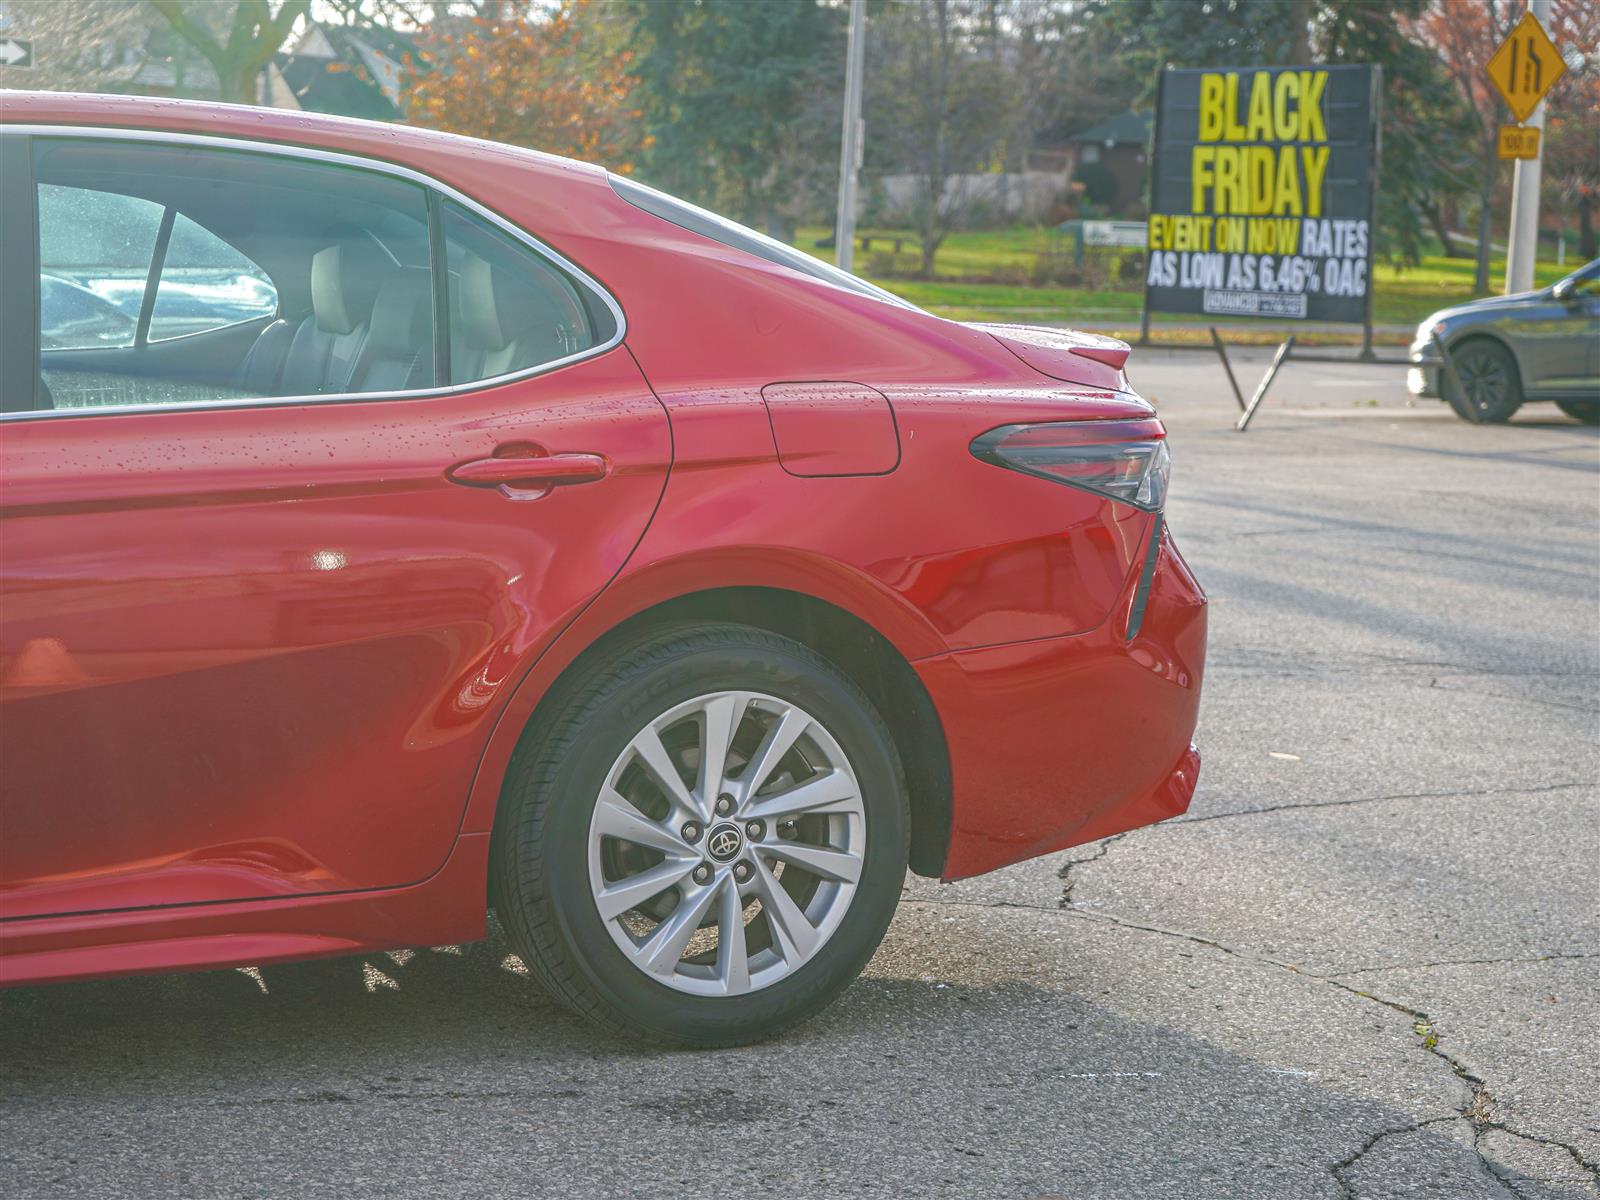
586, 691, 866, 997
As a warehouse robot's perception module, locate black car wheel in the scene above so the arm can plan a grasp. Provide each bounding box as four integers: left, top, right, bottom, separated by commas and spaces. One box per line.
1555, 399, 1600, 425
1444, 338, 1523, 424
490, 622, 909, 1047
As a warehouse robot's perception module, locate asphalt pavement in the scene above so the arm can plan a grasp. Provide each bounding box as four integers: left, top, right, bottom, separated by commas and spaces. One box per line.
2, 348, 1597, 1199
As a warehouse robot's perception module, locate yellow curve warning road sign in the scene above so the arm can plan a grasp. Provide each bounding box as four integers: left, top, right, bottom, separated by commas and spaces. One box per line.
1485, 12, 1566, 124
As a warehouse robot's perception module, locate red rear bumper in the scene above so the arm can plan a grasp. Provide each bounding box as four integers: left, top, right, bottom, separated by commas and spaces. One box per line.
917, 525, 1207, 880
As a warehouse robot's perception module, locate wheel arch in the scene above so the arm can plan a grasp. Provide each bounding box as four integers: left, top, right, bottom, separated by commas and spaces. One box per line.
466, 576, 954, 881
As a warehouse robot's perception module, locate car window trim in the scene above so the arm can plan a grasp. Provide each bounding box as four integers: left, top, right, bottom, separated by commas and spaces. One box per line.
133, 204, 176, 348
135, 311, 279, 349
425, 188, 451, 388
142, 208, 280, 346
34, 308, 277, 361
0, 134, 42, 412
0, 124, 626, 423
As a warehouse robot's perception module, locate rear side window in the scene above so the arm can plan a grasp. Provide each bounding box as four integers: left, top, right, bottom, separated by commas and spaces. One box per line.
149, 213, 277, 343
37, 184, 161, 350
441, 199, 614, 386
25, 136, 616, 415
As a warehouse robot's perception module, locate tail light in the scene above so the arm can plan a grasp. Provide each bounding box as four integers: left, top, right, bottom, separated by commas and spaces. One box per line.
970, 418, 1170, 511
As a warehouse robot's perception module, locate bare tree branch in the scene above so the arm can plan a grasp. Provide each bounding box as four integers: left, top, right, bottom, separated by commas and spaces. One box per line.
147, 0, 309, 102
148, 0, 228, 74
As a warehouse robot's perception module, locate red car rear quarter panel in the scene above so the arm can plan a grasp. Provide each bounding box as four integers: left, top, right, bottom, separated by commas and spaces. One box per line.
596, 379, 1198, 879
925, 530, 1208, 879
609, 377, 1151, 650
597, 221, 1159, 648
588, 226, 1196, 880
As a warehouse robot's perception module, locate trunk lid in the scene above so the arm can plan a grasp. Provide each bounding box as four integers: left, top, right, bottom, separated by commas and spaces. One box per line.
972, 323, 1133, 393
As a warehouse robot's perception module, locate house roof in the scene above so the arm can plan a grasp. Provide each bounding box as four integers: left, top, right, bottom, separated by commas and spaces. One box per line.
1065, 110, 1151, 147
275, 23, 422, 121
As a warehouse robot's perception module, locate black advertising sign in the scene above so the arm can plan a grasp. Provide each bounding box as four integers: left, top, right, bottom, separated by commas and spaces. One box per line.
1144, 64, 1380, 325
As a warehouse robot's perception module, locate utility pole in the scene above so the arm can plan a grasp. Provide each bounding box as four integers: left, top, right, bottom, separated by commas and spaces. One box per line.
835, 0, 866, 274
1504, 0, 1551, 295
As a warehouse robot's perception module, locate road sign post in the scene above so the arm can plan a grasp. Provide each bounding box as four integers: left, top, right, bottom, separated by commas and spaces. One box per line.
1486, 3, 1564, 296
834, 0, 866, 275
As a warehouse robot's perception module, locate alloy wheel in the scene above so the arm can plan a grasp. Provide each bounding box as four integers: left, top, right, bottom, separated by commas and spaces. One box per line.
586, 690, 866, 997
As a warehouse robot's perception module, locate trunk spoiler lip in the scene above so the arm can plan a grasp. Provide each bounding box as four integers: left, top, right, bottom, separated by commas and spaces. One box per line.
969, 322, 1133, 389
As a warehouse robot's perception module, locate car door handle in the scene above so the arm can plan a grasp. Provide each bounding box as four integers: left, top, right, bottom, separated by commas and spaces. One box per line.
447, 452, 609, 493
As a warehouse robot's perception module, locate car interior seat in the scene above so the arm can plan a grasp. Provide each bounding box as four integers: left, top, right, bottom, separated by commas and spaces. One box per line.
235, 231, 392, 397
450, 252, 589, 384
354, 267, 435, 393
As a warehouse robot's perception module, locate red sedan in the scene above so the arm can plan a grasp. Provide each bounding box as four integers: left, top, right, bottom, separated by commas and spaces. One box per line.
0, 94, 1205, 1045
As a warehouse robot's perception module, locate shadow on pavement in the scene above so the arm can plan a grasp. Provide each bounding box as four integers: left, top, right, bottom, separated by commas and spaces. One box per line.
0, 925, 1587, 1200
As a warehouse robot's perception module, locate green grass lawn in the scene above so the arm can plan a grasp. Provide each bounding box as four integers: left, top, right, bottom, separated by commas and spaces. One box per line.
790, 224, 1575, 341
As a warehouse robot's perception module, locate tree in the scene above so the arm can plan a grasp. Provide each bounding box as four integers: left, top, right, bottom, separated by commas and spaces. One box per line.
868, 0, 1016, 275
991, 1, 1140, 192
1317, 1, 1478, 266
1543, 0, 1600, 259
315, 0, 431, 26
404, 1, 647, 172
1086, 0, 1319, 79
624, 0, 845, 239
1411, 1, 1525, 289
148, 0, 310, 105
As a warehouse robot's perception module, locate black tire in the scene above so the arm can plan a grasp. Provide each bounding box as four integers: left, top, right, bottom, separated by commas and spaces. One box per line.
490, 622, 909, 1047
1555, 399, 1600, 424
1443, 338, 1522, 424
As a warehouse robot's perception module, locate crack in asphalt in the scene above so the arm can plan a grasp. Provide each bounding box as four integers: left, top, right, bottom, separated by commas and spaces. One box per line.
901, 896, 1058, 914
1208, 645, 1600, 670
1013, 781, 1591, 914
909, 819, 1600, 1200
1047, 866, 1600, 1198
1160, 779, 1592, 829
1329, 1115, 1459, 1199
1423, 681, 1600, 715
1483, 1125, 1600, 1199
1054, 906, 1599, 1196
1054, 833, 1130, 907
1330, 952, 1600, 978
905, 889, 1600, 1194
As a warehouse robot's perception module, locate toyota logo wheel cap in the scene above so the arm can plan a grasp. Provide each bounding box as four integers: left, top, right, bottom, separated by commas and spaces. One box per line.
706, 823, 743, 863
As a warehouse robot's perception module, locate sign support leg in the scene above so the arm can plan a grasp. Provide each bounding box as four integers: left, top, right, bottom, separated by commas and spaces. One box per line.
1358, 65, 1382, 362
1210, 326, 1247, 412
1236, 336, 1296, 432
